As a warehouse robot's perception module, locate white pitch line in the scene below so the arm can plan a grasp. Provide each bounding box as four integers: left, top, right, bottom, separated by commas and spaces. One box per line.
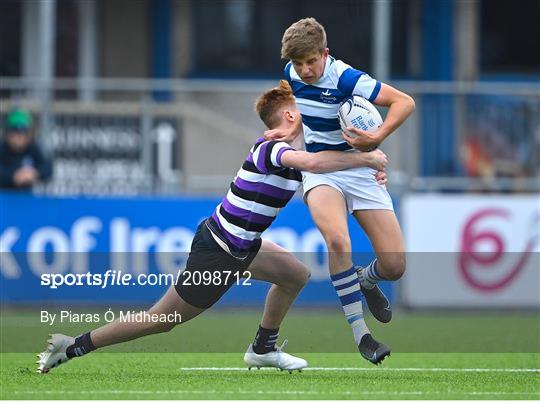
13, 390, 540, 397
179, 366, 540, 373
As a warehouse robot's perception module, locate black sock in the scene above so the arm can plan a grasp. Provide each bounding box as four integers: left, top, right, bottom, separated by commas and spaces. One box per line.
66, 332, 96, 359
252, 325, 279, 354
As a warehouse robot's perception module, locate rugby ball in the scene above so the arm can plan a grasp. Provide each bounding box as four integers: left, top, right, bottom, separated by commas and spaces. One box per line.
338, 96, 382, 138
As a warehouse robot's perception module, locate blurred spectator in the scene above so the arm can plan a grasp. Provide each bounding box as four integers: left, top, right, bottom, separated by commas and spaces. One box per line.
461, 134, 494, 178
0, 108, 52, 189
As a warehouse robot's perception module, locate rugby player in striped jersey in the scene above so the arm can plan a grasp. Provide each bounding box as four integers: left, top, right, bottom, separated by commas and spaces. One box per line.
37, 80, 388, 374
266, 18, 416, 364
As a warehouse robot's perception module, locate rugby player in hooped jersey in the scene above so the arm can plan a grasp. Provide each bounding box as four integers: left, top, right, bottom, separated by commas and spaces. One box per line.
265, 18, 416, 364
37, 80, 390, 374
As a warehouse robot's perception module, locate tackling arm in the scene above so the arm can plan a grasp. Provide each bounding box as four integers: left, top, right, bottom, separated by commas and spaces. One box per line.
280, 149, 388, 173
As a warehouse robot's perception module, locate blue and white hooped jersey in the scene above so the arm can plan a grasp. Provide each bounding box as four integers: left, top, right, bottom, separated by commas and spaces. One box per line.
284, 56, 381, 153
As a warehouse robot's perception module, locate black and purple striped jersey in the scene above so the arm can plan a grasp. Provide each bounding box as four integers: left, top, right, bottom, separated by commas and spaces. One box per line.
209, 137, 302, 254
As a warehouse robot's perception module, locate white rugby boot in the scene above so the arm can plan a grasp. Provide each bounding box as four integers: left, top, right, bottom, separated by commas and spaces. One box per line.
244, 340, 307, 373
36, 333, 74, 373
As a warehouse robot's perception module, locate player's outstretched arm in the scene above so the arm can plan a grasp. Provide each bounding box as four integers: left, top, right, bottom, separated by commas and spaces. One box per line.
345, 83, 415, 151
281, 148, 388, 173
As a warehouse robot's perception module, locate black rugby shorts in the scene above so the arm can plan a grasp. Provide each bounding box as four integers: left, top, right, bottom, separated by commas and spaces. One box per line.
174, 219, 261, 309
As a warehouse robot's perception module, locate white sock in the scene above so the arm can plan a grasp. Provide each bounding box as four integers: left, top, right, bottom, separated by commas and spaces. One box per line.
358, 259, 385, 289
331, 266, 370, 345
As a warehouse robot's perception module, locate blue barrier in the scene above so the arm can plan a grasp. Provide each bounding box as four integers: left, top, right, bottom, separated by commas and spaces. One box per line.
0, 193, 392, 306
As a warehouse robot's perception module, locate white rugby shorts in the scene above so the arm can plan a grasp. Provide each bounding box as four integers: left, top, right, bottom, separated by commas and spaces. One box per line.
302, 166, 394, 214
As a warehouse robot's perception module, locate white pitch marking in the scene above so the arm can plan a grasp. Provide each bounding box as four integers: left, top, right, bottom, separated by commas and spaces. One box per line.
179, 366, 540, 373
14, 390, 540, 397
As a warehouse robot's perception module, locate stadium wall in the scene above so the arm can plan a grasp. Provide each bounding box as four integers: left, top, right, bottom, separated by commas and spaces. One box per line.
2, 192, 538, 309
0, 193, 386, 307
402, 194, 540, 308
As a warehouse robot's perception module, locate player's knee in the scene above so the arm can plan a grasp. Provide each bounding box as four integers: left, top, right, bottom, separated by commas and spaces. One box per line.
298, 266, 311, 286
381, 254, 406, 281
280, 258, 310, 291
290, 264, 311, 290
325, 233, 351, 253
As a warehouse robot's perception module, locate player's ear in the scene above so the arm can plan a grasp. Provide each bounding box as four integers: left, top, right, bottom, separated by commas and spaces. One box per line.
284, 109, 295, 122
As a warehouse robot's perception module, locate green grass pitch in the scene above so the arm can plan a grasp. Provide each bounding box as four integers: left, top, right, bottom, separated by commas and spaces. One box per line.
1, 309, 539, 399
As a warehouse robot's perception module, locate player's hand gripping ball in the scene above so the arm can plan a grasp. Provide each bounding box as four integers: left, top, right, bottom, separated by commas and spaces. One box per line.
338, 96, 383, 139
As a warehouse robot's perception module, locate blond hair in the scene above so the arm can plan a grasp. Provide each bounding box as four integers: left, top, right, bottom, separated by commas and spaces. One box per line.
281, 17, 327, 60
255, 80, 295, 129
